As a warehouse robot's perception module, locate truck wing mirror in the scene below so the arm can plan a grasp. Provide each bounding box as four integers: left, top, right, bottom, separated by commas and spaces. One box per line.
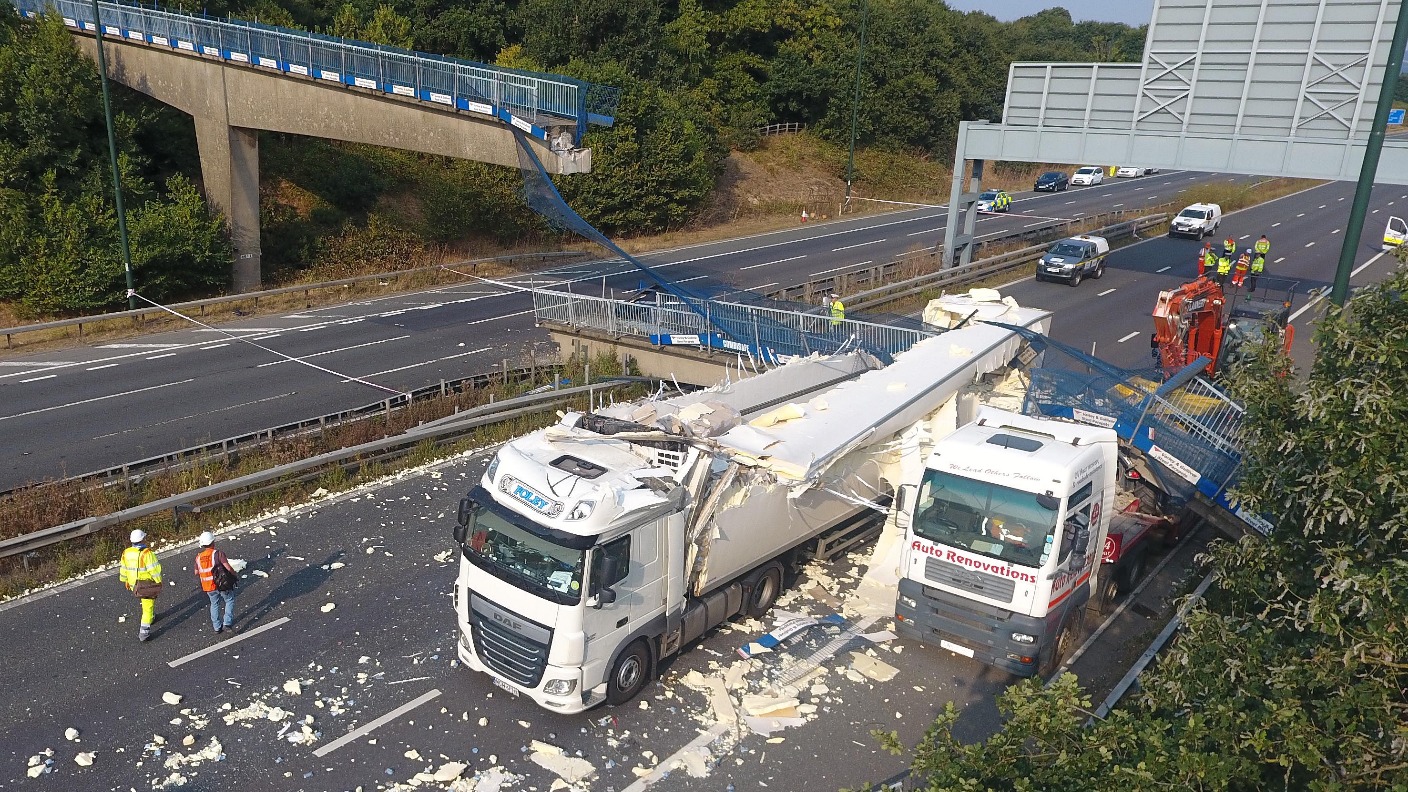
452, 523, 467, 544
895, 485, 917, 529
1074, 527, 1091, 557
595, 587, 617, 608
457, 497, 472, 527
1036, 492, 1060, 510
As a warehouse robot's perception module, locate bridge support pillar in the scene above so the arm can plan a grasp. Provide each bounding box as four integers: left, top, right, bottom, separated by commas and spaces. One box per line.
195, 119, 262, 292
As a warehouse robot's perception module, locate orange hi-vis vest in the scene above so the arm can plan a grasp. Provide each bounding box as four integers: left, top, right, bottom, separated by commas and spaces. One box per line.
195, 547, 226, 593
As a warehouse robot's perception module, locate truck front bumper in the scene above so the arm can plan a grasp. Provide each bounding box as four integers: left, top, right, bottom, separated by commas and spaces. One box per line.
456, 625, 604, 713
894, 577, 1044, 677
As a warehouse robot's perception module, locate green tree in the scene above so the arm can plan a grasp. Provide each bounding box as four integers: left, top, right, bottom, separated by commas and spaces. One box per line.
363, 4, 415, 48
888, 265, 1408, 790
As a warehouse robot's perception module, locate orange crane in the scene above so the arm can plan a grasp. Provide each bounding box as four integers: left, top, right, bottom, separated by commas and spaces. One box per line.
1152, 276, 1226, 375
1152, 276, 1298, 378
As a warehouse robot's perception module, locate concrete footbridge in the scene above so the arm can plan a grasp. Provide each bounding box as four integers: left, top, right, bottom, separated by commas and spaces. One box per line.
10, 0, 620, 290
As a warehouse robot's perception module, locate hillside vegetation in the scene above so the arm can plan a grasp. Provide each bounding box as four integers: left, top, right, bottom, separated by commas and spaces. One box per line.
0, 2, 1144, 317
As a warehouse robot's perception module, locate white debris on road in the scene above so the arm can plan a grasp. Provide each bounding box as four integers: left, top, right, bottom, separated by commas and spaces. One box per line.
161, 692, 183, 705
162, 738, 223, 769
320, 602, 336, 613
73, 751, 95, 767
282, 679, 303, 695
64, 727, 79, 741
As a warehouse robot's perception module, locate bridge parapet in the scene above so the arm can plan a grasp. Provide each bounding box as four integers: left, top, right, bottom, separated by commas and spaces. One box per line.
12, 0, 620, 145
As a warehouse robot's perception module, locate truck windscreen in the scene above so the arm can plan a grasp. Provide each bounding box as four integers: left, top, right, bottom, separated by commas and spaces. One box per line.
912, 470, 1058, 569
462, 500, 586, 606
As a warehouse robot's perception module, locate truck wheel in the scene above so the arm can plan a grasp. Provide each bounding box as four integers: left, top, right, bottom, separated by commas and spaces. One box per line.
1041, 610, 1084, 677
1069, 271, 1083, 287
1091, 574, 1119, 616
1092, 263, 1105, 279
606, 640, 653, 706
743, 563, 784, 618
1119, 550, 1147, 592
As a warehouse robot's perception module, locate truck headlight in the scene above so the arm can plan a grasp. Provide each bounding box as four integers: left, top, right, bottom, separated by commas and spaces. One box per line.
899, 596, 917, 609
486, 455, 500, 484
1011, 632, 1036, 644
543, 678, 577, 696
566, 500, 597, 521
459, 627, 473, 651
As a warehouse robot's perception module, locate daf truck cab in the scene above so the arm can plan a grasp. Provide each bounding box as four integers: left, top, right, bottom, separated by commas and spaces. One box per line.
894, 408, 1116, 677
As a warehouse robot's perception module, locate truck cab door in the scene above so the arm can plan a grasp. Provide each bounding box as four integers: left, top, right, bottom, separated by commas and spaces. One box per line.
581, 536, 634, 687
1385, 216, 1406, 250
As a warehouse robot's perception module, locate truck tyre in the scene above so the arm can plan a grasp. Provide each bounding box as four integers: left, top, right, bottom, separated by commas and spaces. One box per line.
743, 563, 784, 618
1069, 270, 1083, 287
1091, 574, 1119, 616
1041, 610, 1084, 677
1119, 550, 1147, 592
1092, 262, 1105, 279
606, 640, 653, 706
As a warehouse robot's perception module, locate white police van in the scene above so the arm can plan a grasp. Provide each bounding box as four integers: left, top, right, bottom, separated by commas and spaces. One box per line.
1036, 235, 1110, 287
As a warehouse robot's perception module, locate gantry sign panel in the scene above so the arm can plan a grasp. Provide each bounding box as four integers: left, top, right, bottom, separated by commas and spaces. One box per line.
962, 0, 1408, 183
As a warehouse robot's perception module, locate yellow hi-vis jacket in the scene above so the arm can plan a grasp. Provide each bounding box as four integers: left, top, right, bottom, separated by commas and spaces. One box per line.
1254, 238, 1270, 255
120, 546, 161, 590
1216, 255, 1233, 275
1223, 239, 1237, 256
1251, 255, 1265, 274
829, 299, 845, 325
1203, 251, 1217, 270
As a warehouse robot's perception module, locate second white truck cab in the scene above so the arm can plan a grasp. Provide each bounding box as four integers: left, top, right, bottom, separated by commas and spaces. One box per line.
1036, 235, 1109, 287
1169, 202, 1222, 238
894, 409, 1117, 677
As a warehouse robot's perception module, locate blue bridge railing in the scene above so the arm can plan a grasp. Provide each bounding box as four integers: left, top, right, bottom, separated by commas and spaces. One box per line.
11, 0, 620, 145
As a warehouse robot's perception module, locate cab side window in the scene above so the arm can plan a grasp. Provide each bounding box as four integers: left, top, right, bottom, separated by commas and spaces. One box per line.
592, 536, 631, 591
1060, 482, 1094, 563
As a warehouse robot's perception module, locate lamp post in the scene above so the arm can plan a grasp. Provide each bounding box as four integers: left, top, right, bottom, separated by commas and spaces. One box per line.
844, 0, 869, 210
1331, 0, 1408, 306
89, 0, 137, 309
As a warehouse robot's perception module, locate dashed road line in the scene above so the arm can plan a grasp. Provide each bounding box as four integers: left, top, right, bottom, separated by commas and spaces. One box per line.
200, 343, 230, 350
1272, 222, 1281, 227
348, 348, 492, 381
1306, 241, 1316, 247
1117, 331, 1141, 343
168, 617, 292, 668
256, 335, 412, 368
1156, 266, 1171, 272
313, 688, 442, 758
740, 255, 806, 271
1098, 288, 1116, 296
1274, 257, 1286, 263
19, 374, 56, 383
1332, 228, 1341, 234
466, 310, 533, 326
0, 378, 195, 422
146, 353, 177, 360
87, 363, 120, 371
832, 239, 886, 252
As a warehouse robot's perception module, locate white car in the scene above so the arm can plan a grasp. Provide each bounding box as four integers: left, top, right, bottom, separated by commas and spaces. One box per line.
1116, 166, 1148, 177
1169, 202, 1222, 238
1071, 166, 1104, 186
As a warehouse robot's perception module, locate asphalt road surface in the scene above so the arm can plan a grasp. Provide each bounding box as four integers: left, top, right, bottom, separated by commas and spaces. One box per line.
0, 448, 1214, 792
0, 170, 1242, 489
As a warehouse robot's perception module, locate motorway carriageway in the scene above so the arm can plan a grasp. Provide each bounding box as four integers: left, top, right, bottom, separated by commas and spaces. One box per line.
0, 170, 1244, 489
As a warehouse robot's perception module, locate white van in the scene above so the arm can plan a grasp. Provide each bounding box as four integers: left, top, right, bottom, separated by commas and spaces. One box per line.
1169, 203, 1222, 238
1384, 216, 1406, 250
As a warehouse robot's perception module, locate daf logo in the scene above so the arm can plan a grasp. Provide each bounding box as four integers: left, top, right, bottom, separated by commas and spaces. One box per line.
492, 612, 524, 632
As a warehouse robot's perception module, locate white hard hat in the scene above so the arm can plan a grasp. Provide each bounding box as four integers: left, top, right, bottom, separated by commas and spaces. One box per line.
830, 292, 840, 299
198, 531, 215, 547
130, 529, 146, 544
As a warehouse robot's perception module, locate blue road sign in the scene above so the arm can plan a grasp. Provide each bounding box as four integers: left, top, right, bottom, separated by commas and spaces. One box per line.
1389, 108, 1406, 125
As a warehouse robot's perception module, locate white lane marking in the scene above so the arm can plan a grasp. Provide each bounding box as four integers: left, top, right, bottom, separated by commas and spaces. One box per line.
1306, 241, 1316, 247
92, 391, 298, 440
740, 255, 806, 271
1024, 221, 1046, 228
1188, 176, 1197, 180
622, 724, 730, 792
1098, 288, 1116, 296
1239, 235, 1249, 240
256, 335, 411, 368
1156, 266, 1171, 272
298, 325, 324, 331
677, 275, 709, 283
146, 353, 177, 360
97, 343, 182, 349
1297, 213, 1305, 217
313, 689, 442, 758
19, 374, 57, 383
1117, 331, 1141, 343
168, 617, 291, 668
249, 334, 282, 341
1113, 203, 1124, 207
193, 327, 286, 333
200, 343, 230, 350
1318, 205, 1326, 209
1074, 212, 1086, 217
349, 348, 491, 380
466, 309, 534, 326
1274, 257, 1286, 263
754, 282, 780, 291
0, 361, 73, 367
906, 228, 936, 236
1272, 222, 1281, 227
832, 239, 886, 252
337, 319, 366, 325
1373, 208, 1381, 213
1332, 228, 1341, 234
1289, 250, 1392, 323
86, 363, 120, 371
0, 378, 195, 422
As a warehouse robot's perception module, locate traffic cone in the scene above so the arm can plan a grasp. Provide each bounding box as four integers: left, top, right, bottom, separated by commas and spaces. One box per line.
801, 209, 809, 223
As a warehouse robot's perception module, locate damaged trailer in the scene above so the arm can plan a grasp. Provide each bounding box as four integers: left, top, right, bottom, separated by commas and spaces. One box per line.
451, 296, 1051, 712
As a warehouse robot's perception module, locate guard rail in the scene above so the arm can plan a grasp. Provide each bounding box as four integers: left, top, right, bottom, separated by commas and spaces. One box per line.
0, 379, 644, 559
0, 251, 584, 350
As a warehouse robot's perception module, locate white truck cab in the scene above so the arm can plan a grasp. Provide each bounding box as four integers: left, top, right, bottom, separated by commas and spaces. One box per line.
1170, 203, 1222, 238
1384, 216, 1406, 250
894, 409, 1116, 677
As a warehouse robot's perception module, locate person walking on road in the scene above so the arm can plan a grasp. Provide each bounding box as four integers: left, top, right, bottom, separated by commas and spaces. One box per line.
1222, 235, 1237, 261
1199, 242, 1214, 277
1214, 251, 1233, 287
119, 529, 162, 642
828, 293, 846, 328
194, 531, 239, 634
1254, 234, 1271, 261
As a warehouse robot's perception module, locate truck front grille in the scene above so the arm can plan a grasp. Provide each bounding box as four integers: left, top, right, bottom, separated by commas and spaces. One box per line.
924, 556, 1017, 603
469, 596, 550, 688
